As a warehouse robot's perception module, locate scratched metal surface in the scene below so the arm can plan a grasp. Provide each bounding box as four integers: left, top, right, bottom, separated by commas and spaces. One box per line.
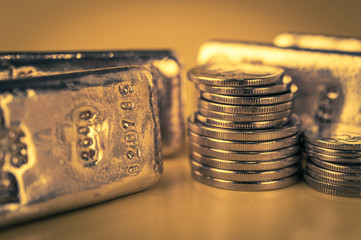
0, 66, 162, 227
0, 50, 184, 156
197, 37, 361, 128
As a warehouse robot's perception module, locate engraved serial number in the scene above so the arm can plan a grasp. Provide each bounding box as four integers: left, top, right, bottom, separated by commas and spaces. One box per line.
119, 82, 141, 175
63, 106, 102, 167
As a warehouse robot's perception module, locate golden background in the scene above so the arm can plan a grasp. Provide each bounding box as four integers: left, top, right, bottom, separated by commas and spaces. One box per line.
2, 0, 361, 66
1, 0, 361, 239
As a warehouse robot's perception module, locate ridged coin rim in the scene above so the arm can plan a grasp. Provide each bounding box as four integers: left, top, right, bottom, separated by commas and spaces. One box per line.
187, 114, 301, 141
304, 149, 361, 163
200, 84, 298, 105
306, 168, 361, 188
188, 130, 301, 151
304, 173, 361, 198
195, 112, 290, 129
190, 151, 301, 171
309, 157, 361, 174
304, 142, 361, 158
198, 107, 293, 122
191, 160, 300, 182
307, 161, 361, 181
188, 64, 284, 87
192, 170, 300, 191
198, 98, 294, 114
195, 75, 292, 96
189, 142, 300, 161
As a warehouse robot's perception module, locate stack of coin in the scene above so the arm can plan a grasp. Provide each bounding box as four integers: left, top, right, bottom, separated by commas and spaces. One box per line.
187, 63, 302, 191
303, 123, 361, 197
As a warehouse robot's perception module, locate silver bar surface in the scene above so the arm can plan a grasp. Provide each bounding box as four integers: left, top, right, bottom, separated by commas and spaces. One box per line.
0, 50, 184, 156
0, 66, 162, 227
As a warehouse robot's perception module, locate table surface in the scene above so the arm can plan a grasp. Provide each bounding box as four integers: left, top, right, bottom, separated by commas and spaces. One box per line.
1, 147, 361, 240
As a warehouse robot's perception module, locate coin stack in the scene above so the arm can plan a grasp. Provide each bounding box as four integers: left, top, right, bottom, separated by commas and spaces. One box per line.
187, 63, 302, 191
304, 123, 361, 197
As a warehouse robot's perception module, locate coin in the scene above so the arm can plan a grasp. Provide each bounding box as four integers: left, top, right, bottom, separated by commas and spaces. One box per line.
187, 114, 301, 141
195, 75, 293, 96
191, 160, 300, 182
309, 157, 361, 174
198, 98, 293, 114
195, 112, 289, 129
307, 161, 361, 181
192, 170, 299, 191
190, 142, 300, 161
304, 173, 361, 198
304, 123, 361, 151
305, 149, 361, 164
188, 131, 300, 151
306, 168, 361, 187
200, 84, 298, 105
198, 107, 293, 122
188, 63, 284, 86
304, 142, 361, 158
190, 151, 301, 171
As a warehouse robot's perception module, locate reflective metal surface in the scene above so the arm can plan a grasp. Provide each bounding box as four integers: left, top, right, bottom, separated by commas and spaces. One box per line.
274, 32, 361, 53
188, 63, 284, 86
187, 62, 302, 191
197, 37, 361, 127
0, 50, 184, 156
0, 66, 162, 227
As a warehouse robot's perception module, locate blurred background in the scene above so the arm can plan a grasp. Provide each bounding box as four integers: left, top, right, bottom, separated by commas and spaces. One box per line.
1, 0, 361, 66
2, 0, 360, 118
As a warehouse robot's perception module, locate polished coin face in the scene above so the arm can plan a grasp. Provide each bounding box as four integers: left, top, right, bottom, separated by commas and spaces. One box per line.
304, 123, 361, 151
192, 170, 299, 191
190, 142, 300, 161
306, 168, 361, 188
195, 112, 290, 129
188, 131, 300, 152
195, 75, 293, 96
200, 84, 298, 105
304, 173, 361, 198
191, 160, 300, 182
304, 142, 361, 158
198, 98, 293, 114
306, 161, 361, 181
187, 114, 301, 141
198, 107, 293, 122
309, 157, 361, 174
305, 149, 361, 163
188, 63, 284, 86
190, 151, 301, 171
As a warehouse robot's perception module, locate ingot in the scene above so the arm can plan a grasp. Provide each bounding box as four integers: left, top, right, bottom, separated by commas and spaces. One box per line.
0, 66, 162, 227
0, 50, 184, 156
274, 32, 361, 53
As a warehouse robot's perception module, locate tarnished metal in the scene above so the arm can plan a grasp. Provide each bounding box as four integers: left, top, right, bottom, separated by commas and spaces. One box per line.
0, 66, 162, 227
0, 50, 184, 156
197, 35, 361, 128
